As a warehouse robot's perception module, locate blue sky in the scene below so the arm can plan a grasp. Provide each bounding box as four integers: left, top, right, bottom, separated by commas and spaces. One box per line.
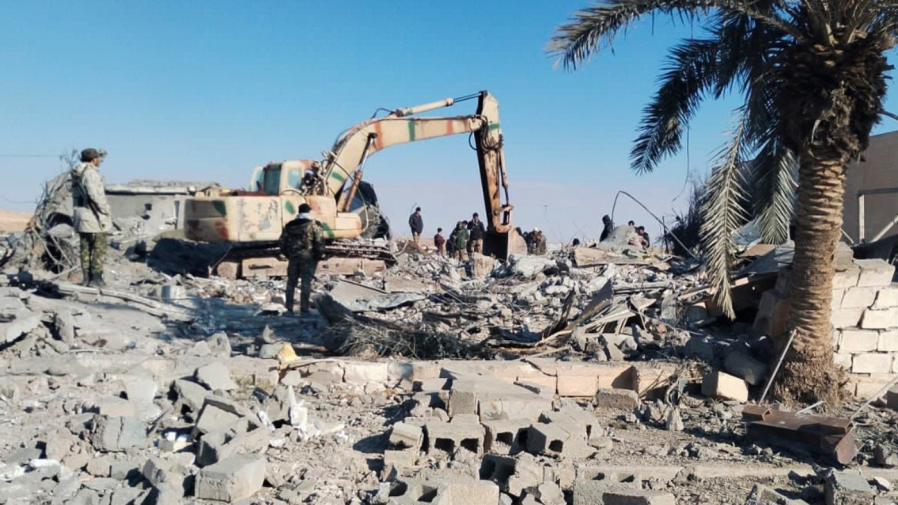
2, 1, 896, 242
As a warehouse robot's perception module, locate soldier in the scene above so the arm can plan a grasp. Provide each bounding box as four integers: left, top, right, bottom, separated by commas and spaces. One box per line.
453, 221, 469, 261
467, 213, 485, 255
279, 203, 325, 314
72, 148, 112, 287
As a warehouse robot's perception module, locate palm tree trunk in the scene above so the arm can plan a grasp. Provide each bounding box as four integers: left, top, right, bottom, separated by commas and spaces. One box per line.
773, 149, 846, 405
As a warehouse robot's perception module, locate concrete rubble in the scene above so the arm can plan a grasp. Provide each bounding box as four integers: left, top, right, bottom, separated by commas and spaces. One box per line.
6, 197, 898, 504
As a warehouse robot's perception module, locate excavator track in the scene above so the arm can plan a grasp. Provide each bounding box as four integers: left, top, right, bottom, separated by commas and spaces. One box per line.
213, 239, 395, 279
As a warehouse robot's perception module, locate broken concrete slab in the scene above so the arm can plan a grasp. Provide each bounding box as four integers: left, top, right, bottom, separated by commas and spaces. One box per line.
723, 352, 768, 386
90, 415, 146, 452
195, 362, 238, 391
195, 455, 266, 502
825, 470, 874, 505
594, 388, 640, 410
701, 371, 749, 402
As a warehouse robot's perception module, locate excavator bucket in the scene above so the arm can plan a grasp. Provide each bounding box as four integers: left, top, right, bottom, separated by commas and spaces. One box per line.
483, 229, 528, 261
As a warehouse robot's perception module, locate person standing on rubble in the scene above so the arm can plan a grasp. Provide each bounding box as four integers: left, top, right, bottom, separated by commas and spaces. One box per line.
600, 215, 614, 242
453, 221, 469, 261
279, 203, 325, 314
467, 213, 486, 255
408, 207, 423, 246
72, 148, 112, 287
433, 227, 446, 256
531, 228, 547, 255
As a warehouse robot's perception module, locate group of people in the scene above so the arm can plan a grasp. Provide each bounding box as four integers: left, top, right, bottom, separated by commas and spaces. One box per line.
518, 227, 547, 255
411, 207, 487, 261
599, 215, 651, 248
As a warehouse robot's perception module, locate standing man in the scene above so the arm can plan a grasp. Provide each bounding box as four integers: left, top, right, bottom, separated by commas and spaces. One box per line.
433, 227, 446, 256
453, 221, 469, 261
72, 148, 112, 287
408, 207, 423, 245
467, 213, 485, 255
279, 203, 325, 314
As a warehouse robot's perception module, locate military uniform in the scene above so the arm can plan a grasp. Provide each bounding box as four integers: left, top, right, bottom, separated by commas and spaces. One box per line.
279, 213, 325, 313
72, 151, 112, 286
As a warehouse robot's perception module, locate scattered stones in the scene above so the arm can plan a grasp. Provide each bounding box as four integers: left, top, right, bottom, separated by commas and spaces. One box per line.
195, 362, 238, 391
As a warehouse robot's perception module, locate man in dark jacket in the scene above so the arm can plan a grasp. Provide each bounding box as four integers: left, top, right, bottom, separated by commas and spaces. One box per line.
408, 207, 424, 245
600, 215, 614, 242
467, 213, 486, 255
279, 203, 325, 314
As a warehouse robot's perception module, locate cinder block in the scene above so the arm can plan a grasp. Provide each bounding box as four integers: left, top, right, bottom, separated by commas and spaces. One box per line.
389, 422, 423, 451
723, 352, 768, 386
594, 388, 639, 410
824, 470, 874, 505
380, 478, 450, 504
875, 286, 898, 308
527, 423, 573, 458
851, 353, 893, 374
480, 453, 541, 498
343, 362, 389, 384
701, 371, 748, 402
195, 455, 265, 502
833, 267, 861, 289
841, 287, 879, 309
876, 330, 898, 352
861, 308, 898, 329
856, 259, 895, 288
483, 419, 531, 454
424, 422, 484, 455
831, 308, 864, 329
839, 329, 880, 353
539, 410, 602, 440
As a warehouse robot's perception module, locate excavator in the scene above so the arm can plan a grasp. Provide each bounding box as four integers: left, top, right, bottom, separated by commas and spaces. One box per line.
184, 90, 527, 278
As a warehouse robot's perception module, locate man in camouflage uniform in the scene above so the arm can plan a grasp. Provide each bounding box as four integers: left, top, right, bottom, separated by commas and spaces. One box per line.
279, 203, 325, 314
72, 148, 112, 287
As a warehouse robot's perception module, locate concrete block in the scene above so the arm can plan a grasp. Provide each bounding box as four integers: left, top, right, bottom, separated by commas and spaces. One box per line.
142, 458, 186, 493
602, 489, 676, 505
451, 414, 481, 424
389, 422, 423, 451
861, 308, 898, 329
754, 290, 791, 337
90, 415, 146, 452
852, 353, 893, 374
701, 371, 748, 402
723, 352, 768, 386
856, 259, 895, 288
424, 421, 484, 455
879, 330, 898, 352
93, 397, 137, 418
834, 353, 853, 369
195, 455, 266, 502
195, 403, 242, 435
527, 423, 572, 458
539, 410, 601, 440
122, 376, 157, 407
824, 470, 874, 505
831, 308, 864, 330
833, 267, 860, 289
195, 424, 268, 467
875, 287, 898, 308
447, 376, 551, 421
594, 388, 640, 410
414, 378, 449, 392
514, 379, 555, 397
380, 478, 450, 504
832, 289, 845, 308
437, 478, 500, 505
195, 362, 238, 392
483, 419, 531, 454
383, 449, 418, 469
841, 287, 879, 309
556, 365, 599, 396
173, 379, 208, 413
343, 362, 390, 384
480, 453, 541, 498
839, 329, 880, 353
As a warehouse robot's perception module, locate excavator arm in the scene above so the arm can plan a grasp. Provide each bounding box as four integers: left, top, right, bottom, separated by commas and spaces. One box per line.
310, 91, 525, 258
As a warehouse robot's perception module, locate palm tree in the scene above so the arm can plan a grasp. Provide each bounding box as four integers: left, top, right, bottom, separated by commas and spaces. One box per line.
550, 0, 895, 405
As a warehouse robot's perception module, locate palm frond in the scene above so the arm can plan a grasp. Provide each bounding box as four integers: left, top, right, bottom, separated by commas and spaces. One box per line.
548, 0, 802, 69
700, 110, 751, 319
750, 138, 797, 243
630, 38, 722, 173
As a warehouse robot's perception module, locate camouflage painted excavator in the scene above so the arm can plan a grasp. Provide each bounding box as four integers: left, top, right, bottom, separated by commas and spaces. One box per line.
184, 90, 526, 278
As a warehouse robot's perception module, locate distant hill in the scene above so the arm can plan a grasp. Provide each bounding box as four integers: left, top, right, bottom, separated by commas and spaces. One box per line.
0, 208, 31, 233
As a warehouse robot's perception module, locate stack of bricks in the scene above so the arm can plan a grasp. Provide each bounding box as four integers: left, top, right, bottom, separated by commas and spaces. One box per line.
758, 257, 897, 397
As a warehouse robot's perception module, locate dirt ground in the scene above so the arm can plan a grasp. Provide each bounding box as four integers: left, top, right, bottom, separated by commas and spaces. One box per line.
0, 209, 30, 233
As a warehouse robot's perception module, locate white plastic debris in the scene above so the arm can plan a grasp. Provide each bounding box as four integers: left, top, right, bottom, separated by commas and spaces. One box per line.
257, 410, 276, 432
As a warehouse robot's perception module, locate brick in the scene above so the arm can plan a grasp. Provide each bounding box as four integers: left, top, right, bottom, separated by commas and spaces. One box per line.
834, 353, 853, 369
389, 422, 423, 451
424, 421, 484, 455
90, 415, 146, 452
851, 353, 893, 374
343, 362, 389, 384
841, 287, 879, 309
195, 362, 238, 391
594, 388, 639, 410
861, 308, 898, 329
839, 329, 880, 353
754, 290, 790, 337
824, 470, 874, 505
831, 308, 864, 329
723, 352, 768, 386
195, 455, 265, 502
875, 287, 898, 308
483, 419, 531, 454
701, 371, 748, 402
856, 259, 895, 288
833, 267, 861, 289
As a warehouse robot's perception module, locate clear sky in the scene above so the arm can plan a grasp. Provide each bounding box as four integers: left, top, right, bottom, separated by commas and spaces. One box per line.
2, 1, 896, 243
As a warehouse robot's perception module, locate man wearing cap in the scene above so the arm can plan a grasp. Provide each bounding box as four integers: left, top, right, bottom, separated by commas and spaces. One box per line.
279, 203, 325, 314
72, 148, 112, 287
